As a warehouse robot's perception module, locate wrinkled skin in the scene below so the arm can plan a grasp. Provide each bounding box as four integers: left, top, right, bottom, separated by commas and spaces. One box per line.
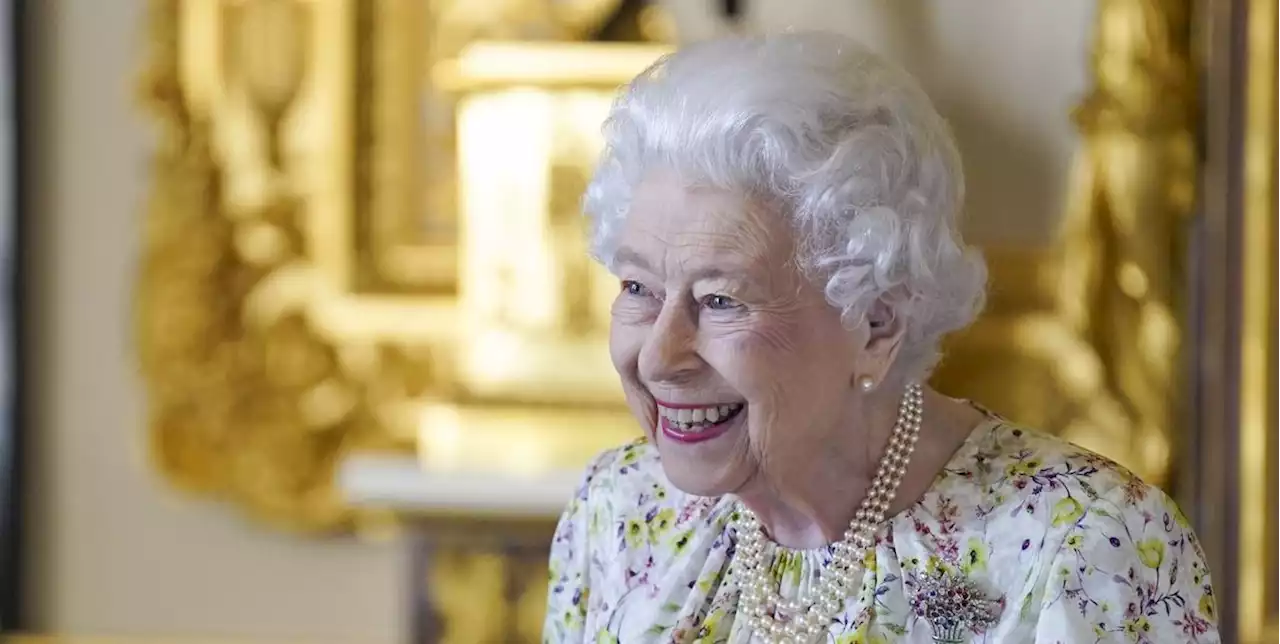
607, 171, 921, 547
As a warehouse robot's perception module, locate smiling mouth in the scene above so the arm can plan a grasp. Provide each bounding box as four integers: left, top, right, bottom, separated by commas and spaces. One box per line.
656, 402, 745, 434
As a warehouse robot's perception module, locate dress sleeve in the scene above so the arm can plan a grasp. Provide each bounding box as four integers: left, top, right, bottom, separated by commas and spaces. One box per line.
542, 451, 612, 644
1033, 479, 1221, 643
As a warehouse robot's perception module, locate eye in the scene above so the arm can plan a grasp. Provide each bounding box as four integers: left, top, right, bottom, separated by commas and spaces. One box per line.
621, 280, 651, 297
701, 294, 740, 311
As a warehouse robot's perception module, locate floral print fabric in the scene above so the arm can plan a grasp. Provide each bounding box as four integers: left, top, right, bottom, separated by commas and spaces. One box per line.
543, 420, 1219, 643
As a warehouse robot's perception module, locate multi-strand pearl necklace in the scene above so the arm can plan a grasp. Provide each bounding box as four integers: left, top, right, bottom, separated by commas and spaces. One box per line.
729, 382, 924, 644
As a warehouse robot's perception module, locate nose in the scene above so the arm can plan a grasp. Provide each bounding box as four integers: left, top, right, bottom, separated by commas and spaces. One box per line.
637, 300, 703, 385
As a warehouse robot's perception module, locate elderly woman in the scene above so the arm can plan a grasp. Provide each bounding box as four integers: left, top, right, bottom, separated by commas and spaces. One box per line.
543, 33, 1217, 643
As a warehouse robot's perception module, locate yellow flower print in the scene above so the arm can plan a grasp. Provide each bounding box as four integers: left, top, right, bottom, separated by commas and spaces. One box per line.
562, 609, 578, 628
1005, 457, 1043, 477
624, 518, 647, 548
648, 508, 676, 542
775, 551, 804, 587
835, 623, 880, 644
696, 569, 720, 593
693, 608, 728, 642
619, 445, 641, 467
594, 630, 620, 644
1193, 560, 1207, 585
1051, 497, 1085, 527
1136, 538, 1165, 569
961, 537, 989, 573
1018, 594, 1035, 620
1200, 593, 1217, 622
1124, 616, 1152, 639
1064, 534, 1085, 551
672, 529, 694, 555
925, 555, 953, 575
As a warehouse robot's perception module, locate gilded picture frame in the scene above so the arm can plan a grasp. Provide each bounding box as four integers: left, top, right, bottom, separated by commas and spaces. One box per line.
1183, 0, 1278, 640
136, 0, 1195, 536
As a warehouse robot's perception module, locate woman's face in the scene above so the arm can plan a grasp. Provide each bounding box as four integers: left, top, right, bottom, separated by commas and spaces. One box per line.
608, 172, 866, 496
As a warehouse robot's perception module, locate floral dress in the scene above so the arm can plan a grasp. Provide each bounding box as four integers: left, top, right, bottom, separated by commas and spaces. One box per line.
542, 419, 1219, 643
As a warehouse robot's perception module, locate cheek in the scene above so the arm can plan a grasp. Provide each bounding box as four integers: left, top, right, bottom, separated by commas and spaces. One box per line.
709, 319, 832, 424
608, 320, 643, 374
709, 315, 804, 379
705, 330, 794, 412
609, 321, 658, 428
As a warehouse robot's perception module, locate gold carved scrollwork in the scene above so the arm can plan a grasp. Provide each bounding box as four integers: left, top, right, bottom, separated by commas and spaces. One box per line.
137, 0, 431, 531
937, 0, 1194, 488
136, 0, 660, 531
1050, 0, 1195, 486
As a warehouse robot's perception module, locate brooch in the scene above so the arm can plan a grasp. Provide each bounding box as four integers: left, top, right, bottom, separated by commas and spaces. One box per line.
908, 568, 1001, 643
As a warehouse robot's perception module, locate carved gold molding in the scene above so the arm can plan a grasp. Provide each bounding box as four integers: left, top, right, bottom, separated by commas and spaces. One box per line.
935, 0, 1198, 489
136, 0, 449, 531
1235, 0, 1276, 638
135, 0, 663, 531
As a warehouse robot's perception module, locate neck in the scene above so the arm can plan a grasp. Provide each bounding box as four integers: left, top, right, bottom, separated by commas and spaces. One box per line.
733, 386, 982, 549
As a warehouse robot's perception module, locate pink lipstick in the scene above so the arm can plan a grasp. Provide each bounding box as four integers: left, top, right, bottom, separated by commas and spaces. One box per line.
655, 400, 745, 444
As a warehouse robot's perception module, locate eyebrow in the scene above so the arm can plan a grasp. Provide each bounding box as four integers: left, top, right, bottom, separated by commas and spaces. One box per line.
612, 245, 652, 272
614, 245, 750, 283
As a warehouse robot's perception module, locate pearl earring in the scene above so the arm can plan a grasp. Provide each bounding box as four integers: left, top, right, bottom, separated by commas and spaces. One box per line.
857, 375, 876, 392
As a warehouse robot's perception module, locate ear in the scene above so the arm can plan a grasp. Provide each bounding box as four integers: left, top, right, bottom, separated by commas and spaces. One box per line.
856, 298, 906, 385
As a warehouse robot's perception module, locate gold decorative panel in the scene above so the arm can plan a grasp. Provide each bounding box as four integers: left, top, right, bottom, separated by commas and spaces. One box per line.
935, 0, 1197, 491
137, 0, 1193, 533
1232, 0, 1276, 639
136, 0, 666, 531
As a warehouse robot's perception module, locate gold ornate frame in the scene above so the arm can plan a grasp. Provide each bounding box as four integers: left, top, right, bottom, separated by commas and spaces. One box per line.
137, 0, 1196, 534
1235, 1, 1277, 636
1185, 0, 1278, 640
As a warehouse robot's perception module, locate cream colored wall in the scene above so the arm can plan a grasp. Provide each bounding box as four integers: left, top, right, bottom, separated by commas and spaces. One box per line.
25, 0, 407, 642
25, 0, 1090, 641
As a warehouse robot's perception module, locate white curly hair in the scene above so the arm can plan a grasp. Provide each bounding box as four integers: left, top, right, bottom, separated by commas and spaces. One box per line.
583, 31, 987, 379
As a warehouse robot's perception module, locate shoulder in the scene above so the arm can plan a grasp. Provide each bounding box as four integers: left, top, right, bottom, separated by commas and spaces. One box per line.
546, 439, 673, 638
564, 437, 731, 554
574, 437, 668, 506
947, 421, 1159, 510
562, 437, 713, 533
929, 421, 1192, 560
924, 423, 1217, 637
959, 426, 1222, 638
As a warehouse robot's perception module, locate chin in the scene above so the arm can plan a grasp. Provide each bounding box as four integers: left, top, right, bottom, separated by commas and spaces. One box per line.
647, 403, 756, 496
653, 441, 755, 498
658, 463, 735, 497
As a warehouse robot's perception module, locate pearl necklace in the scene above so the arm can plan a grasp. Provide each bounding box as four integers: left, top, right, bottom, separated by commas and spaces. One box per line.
729, 382, 923, 644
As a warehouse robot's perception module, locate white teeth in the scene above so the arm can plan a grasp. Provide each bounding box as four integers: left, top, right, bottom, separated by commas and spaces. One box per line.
658, 403, 744, 433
